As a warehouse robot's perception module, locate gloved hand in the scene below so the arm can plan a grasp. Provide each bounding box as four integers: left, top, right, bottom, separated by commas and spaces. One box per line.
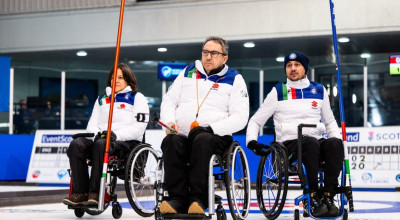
188, 126, 213, 143
247, 140, 268, 156
94, 131, 102, 142
94, 130, 117, 142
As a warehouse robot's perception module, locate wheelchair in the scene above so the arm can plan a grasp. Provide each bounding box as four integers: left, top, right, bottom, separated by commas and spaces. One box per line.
65, 133, 161, 219
153, 141, 251, 220
255, 124, 354, 220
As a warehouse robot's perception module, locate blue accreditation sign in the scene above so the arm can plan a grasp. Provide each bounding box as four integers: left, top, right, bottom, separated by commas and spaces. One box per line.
158, 62, 187, 81
0, 56, 11, 112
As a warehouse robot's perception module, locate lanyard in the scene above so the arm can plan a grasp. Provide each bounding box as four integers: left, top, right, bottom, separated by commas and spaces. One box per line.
194, 70, 223, 120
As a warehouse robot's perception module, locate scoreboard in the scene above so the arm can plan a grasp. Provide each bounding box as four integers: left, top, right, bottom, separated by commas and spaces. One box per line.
346, 126, 400, 188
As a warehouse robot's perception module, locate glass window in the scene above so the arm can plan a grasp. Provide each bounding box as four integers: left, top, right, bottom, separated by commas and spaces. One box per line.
6, 52, 399, 135
316, 63, 365, 127
367, 54, 400, 126
12, 67, 62, 134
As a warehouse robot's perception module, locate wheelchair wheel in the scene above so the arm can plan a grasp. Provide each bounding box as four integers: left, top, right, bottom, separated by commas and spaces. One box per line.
154, 207, 164, 220
74, 208, 85, 218
294, 209, 300, 220
224, 142, 251, 220
112, 203, 123, 219
343, 209, 348, 220
256, 142, 288, 220
125, 144, 160, 217
216, 204, 227, 220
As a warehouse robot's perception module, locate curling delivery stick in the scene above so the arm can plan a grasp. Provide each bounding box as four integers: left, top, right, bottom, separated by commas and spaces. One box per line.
98, 0, 126, 211
329, 0, 354, 212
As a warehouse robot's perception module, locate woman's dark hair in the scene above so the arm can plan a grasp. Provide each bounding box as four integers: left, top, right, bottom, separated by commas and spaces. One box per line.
107, 63, 138, 94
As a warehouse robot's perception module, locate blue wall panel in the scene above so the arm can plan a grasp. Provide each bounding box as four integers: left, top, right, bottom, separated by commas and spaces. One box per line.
0, 134, 34, 180
0, 56, 11, 112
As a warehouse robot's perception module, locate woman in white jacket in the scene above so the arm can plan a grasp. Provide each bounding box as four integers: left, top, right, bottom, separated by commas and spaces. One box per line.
63, 64, 149, 206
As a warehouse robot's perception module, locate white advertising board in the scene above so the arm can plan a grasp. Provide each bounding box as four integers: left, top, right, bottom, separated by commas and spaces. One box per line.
26, 129, 165, 184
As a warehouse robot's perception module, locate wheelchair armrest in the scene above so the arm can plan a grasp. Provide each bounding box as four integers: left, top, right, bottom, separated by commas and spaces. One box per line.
72, 133, 95, 139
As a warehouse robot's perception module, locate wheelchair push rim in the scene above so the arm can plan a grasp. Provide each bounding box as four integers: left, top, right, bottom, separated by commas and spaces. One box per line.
124, 144, 160, 217
225, 143, 251, 219
256, 142, 288, 220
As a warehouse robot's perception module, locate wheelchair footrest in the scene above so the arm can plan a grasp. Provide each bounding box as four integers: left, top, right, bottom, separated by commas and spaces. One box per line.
161, 213, 212, 219
67, 204, 99, 209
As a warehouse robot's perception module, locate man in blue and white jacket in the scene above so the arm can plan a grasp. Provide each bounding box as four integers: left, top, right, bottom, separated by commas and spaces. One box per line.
246, 51, 344, 217
159, 36, 249, 215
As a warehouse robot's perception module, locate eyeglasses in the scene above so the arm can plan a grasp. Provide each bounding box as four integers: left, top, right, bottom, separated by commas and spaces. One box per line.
201, 50, 226, 58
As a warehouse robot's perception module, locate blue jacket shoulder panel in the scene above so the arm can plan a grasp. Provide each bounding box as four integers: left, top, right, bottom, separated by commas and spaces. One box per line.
97, 91, 137, 106
303, 81, 324, 100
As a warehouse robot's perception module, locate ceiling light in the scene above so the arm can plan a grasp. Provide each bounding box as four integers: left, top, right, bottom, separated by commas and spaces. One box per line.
76, 50, 87, 57
352, 93, 357, 104
338, 37, 350, 43
333, 86, 338, 97
158, 47, 167, 52
128, 60, 136, 64
360, 53, 371, 58
142, 61, 157, 66
243, 42, 255, 48
276, 57, 285, 62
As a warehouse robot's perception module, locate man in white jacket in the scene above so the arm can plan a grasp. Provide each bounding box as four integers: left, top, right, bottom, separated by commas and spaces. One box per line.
159, 36, 249, 215
246, 51, 343, 217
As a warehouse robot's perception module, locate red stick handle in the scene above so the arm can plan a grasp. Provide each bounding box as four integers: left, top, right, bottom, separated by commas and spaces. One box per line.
157, 120, 176, 134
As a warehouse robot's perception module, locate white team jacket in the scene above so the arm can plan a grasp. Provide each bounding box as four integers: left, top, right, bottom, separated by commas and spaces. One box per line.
246, 77, 341, 144
161, 60, 249, 137
86, 86, 149, 142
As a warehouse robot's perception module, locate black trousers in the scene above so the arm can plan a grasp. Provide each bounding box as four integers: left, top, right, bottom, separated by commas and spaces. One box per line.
283, 136, 344, 193
161, 133, 232, 207
67, 137, 139, 194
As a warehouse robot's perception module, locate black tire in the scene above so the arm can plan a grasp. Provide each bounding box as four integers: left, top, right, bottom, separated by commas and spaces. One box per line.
343, 209, 348, 220
74, 208, 85, 218
216, 204, 227, 220
256, 142, 288, 220
125, 144, 160, 217
112, 203, 123, 219
294, 209, 300, 220
154, 208, 164, 220
224, 142, 251, 220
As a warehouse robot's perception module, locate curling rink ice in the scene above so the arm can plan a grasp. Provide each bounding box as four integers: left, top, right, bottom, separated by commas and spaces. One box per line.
1, 186, 400, 220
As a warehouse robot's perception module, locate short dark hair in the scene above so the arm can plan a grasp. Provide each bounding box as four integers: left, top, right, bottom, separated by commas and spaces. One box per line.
107, 63, 138, 94
203, 36, 229, 55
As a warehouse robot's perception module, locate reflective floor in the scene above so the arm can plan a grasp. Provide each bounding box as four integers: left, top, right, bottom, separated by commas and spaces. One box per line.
0, 186, 399, 220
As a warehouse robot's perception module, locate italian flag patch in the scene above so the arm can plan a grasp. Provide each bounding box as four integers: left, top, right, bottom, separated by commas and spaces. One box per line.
281, 84, 299, 100
99, 94, 110, 106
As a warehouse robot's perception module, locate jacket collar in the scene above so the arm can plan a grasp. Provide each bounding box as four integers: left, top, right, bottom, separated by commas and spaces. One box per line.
286, 76, 310, 89
105, 86, 132, 96
195, 60, 228, 77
